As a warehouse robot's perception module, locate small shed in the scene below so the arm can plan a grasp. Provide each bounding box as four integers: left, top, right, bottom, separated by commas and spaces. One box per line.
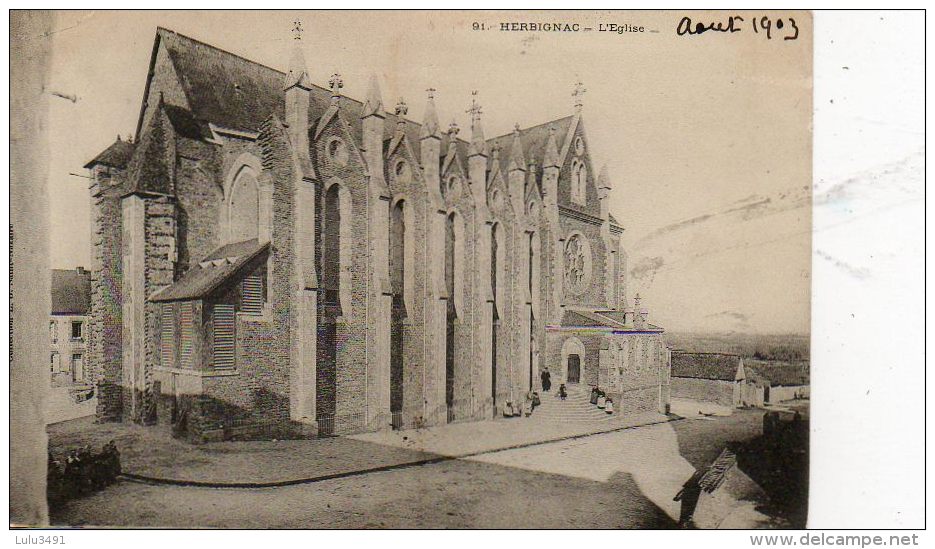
744, 360, 810, 404
670, 351, 749, 408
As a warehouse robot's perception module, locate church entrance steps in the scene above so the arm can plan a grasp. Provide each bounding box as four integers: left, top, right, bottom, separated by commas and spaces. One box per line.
531, 384, 615, 422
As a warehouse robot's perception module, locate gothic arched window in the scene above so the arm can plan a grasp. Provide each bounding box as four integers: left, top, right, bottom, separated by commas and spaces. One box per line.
571, 161, 588, 205
229, 167, 260, 242
390, 200, 407, 314
322, 182, 352, 315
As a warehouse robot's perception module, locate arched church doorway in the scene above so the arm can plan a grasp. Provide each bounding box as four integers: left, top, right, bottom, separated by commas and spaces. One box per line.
560, 336, 586, 385
567, 355, 581, 384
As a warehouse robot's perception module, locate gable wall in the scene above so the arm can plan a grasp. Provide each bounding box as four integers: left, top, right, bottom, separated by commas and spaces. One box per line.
139, 40, 190, 137
311, 115, 371, 428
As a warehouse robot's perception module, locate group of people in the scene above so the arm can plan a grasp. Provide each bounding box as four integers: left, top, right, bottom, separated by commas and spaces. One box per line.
501, 390, 542, 418
47, 440, 121, 503
499, 367, 617, 418
590, 386, 615, 414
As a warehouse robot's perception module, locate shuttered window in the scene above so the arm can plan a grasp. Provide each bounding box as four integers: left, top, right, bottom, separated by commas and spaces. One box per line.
161, 304, 175, 369
179, 302, 194, 369
213, 304, 236, 370
242, 275, 263, 315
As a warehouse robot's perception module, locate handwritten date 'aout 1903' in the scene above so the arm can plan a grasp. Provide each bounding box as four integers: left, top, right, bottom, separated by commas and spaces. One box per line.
676, 15, 799, 41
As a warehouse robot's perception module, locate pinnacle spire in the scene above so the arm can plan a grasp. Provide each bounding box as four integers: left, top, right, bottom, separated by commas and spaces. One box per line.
543, 125, 561, 168
361, 73, 384, 118
285, 21, 311, 90
421, 87, 440, 138
508, 123, 526, 171
467, 91, 486, 156
598, 164, 611, 189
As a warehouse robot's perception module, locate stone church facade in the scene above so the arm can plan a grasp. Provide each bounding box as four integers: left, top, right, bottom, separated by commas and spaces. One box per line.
84, 28, 670, 440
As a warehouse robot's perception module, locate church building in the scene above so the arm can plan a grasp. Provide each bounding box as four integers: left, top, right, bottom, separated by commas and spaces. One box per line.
84, 27, 670, 440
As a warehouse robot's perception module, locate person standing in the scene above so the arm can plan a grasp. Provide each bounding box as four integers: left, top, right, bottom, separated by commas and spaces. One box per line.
540, 367, 552, 392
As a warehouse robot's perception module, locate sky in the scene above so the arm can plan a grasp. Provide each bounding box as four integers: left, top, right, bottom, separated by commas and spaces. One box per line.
45, 10, 813, 335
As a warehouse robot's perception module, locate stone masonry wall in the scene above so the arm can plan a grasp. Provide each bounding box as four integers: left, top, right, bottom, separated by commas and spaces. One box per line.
312, 114, 371, 432
141, 196, 176, 424
89, 169, 125, 421
671, 377, 734, 407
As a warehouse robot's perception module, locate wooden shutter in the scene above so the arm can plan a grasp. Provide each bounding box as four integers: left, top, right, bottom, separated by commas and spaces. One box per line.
179, 302, 194, 369
242, 275, 263, 315
160, 304, 175, 369
213, 304, 236, 370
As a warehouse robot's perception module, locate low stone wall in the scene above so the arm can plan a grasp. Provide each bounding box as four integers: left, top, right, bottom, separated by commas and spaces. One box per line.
768, 385, 809, 403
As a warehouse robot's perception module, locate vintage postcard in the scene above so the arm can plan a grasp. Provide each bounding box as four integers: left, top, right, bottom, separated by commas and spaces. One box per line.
11, 9, 815, 529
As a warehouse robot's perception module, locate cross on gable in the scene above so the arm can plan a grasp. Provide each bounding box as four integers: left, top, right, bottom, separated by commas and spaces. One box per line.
292, 21, 304, 41
426, 87, 436, 100
572, 79, 586, 111
395, 98, 408, 116
329, 72, 344, 94
466, 90, 483, 120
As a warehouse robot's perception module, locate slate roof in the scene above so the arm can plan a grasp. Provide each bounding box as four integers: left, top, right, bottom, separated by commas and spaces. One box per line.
123, 100, 174, 196
670, 352, 742, 382
84, 139, 136, 169
559, 309, 663, 332
152, 28, 428, 157
144, 29, 592, 181
744, 359, 810, 387
150, 239, 268, 302
561, 310, 614, 328
486, 116, 575, 175
52, 269, 91, 315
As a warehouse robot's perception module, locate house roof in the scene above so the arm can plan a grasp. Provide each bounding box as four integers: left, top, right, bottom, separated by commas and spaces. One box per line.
52, 269, 91, 315
671, 351, 742, 382
744, 359, 810, 387
84, 138, 136, 169
150, 239, 268, 302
